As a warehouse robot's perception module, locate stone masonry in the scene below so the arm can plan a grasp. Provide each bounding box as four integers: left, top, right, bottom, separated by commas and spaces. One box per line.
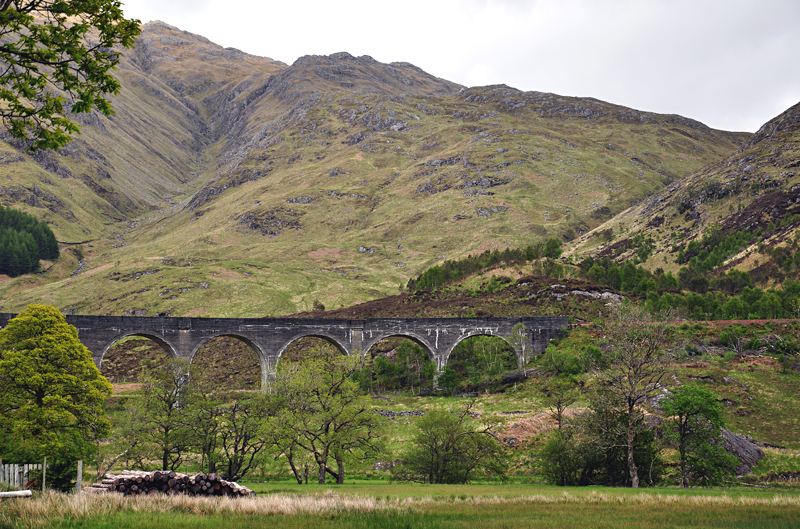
0, 314, 568, 386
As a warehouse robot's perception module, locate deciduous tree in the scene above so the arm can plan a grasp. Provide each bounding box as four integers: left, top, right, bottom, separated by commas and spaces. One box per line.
0, 304, 111, 488
137, 358, 192, 471
0, 0, 141, 150
397, 405, 505, 484
598, 303, 672, 488
267, 353, 385, 485
661, 384, 738, 487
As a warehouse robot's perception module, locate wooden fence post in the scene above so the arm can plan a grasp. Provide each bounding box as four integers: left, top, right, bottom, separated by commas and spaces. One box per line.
76, 460, 82, 493
42, 457, 46, 491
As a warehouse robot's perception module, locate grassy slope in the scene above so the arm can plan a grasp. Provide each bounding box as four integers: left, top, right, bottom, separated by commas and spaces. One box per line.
0, 23, 747, 317
568, 101, 800, 280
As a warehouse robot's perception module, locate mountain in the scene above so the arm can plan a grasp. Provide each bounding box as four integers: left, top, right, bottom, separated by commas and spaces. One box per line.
0, 22, 749, 317
569, 101, 800, 286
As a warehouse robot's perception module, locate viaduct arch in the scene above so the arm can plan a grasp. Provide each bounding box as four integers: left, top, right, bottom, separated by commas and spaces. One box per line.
0, 314, 568, 386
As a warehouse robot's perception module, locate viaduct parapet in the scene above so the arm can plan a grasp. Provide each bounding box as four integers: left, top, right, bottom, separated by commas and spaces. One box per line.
0, 314, 568, 386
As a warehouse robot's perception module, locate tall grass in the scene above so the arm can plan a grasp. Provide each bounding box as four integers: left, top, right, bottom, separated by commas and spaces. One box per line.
3, 490, 800, 529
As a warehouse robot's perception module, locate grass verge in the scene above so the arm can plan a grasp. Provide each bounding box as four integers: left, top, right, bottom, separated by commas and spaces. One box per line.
2, 487, 800, 529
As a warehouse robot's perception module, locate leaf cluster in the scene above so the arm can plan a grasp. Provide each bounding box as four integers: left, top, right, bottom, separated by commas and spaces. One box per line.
0, 0, 141, 150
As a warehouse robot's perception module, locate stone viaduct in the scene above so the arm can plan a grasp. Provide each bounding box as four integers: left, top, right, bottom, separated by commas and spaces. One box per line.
0, 314, 568, 386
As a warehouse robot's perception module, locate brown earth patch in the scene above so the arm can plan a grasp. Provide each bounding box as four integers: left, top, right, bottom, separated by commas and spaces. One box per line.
741, 356, 777, 368
83, 263, 114, 276
500, 410, 582, 445
112, 383, 142, 394
308, 247, 343, 259
212, 267, 244, 280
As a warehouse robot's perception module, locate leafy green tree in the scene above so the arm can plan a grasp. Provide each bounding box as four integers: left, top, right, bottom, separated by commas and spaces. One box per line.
538, 427, 583, 486
661, 384, 738, 487
543, 238, 562, 259
397, 407, 505, 484
268, 353, 385, 484
0, 0, 141, 150
588, 263, 607, 285
138, 358, 193, 471
0, 304, 111, 489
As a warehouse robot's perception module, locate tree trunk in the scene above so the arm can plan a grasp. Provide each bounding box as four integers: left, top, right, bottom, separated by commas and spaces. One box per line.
336, 457, 345, 485
287, 451, 303, 485
627, 407, 640, 488
679, 421, 688, 489
318, 456, 327, 485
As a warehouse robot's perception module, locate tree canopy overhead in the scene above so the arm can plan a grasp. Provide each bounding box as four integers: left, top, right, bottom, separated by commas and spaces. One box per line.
0, 0, 140, 150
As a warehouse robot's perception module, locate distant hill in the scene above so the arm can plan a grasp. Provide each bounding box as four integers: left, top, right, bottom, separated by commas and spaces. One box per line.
569, 100, 800, 288
0, 22, 748, 317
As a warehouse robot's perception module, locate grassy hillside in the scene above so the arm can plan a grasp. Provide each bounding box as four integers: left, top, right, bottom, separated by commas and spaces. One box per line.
568, 101, 800, 287
0, 22, 748, 316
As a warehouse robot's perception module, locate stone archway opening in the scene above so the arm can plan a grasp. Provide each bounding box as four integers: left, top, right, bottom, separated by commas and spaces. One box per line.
190, 335, 262, 390
440, 335, 517, 393
361, 336, 437, 394
278, 335, 346, 367
100, 335, 173, 384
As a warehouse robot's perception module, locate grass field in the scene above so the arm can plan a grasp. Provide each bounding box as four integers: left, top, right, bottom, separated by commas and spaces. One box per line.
2, 485, 799, 529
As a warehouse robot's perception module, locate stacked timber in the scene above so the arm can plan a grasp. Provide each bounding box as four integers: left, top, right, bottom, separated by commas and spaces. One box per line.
84, 470, 254, 497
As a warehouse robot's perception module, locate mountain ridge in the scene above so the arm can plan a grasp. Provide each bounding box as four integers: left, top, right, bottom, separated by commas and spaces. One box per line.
0, 21, 756, 317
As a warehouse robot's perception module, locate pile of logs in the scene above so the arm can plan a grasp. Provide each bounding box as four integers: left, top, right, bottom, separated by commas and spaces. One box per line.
85, 470, 255, 497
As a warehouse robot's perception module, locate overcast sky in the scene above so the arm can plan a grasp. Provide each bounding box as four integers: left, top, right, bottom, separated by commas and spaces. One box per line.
121, 0, 799, 133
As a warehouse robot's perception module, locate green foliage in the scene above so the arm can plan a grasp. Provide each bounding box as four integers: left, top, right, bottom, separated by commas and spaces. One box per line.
538, 427, 583, 486
578, 391, 664, 487
396, 408, 505, 484
267, 352, 385, 485
0, 206, 59, 277
438, 336, 517, 393
662, 384, 738, 487
678, 228, 754, 273
543, 238, 562, 259
136, 358, 194, 471
0, 0, 141, 150
407, 245, 543, 292
352, 340, 436, 394
0, 304, 111, 490
537, 343, 599, 376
